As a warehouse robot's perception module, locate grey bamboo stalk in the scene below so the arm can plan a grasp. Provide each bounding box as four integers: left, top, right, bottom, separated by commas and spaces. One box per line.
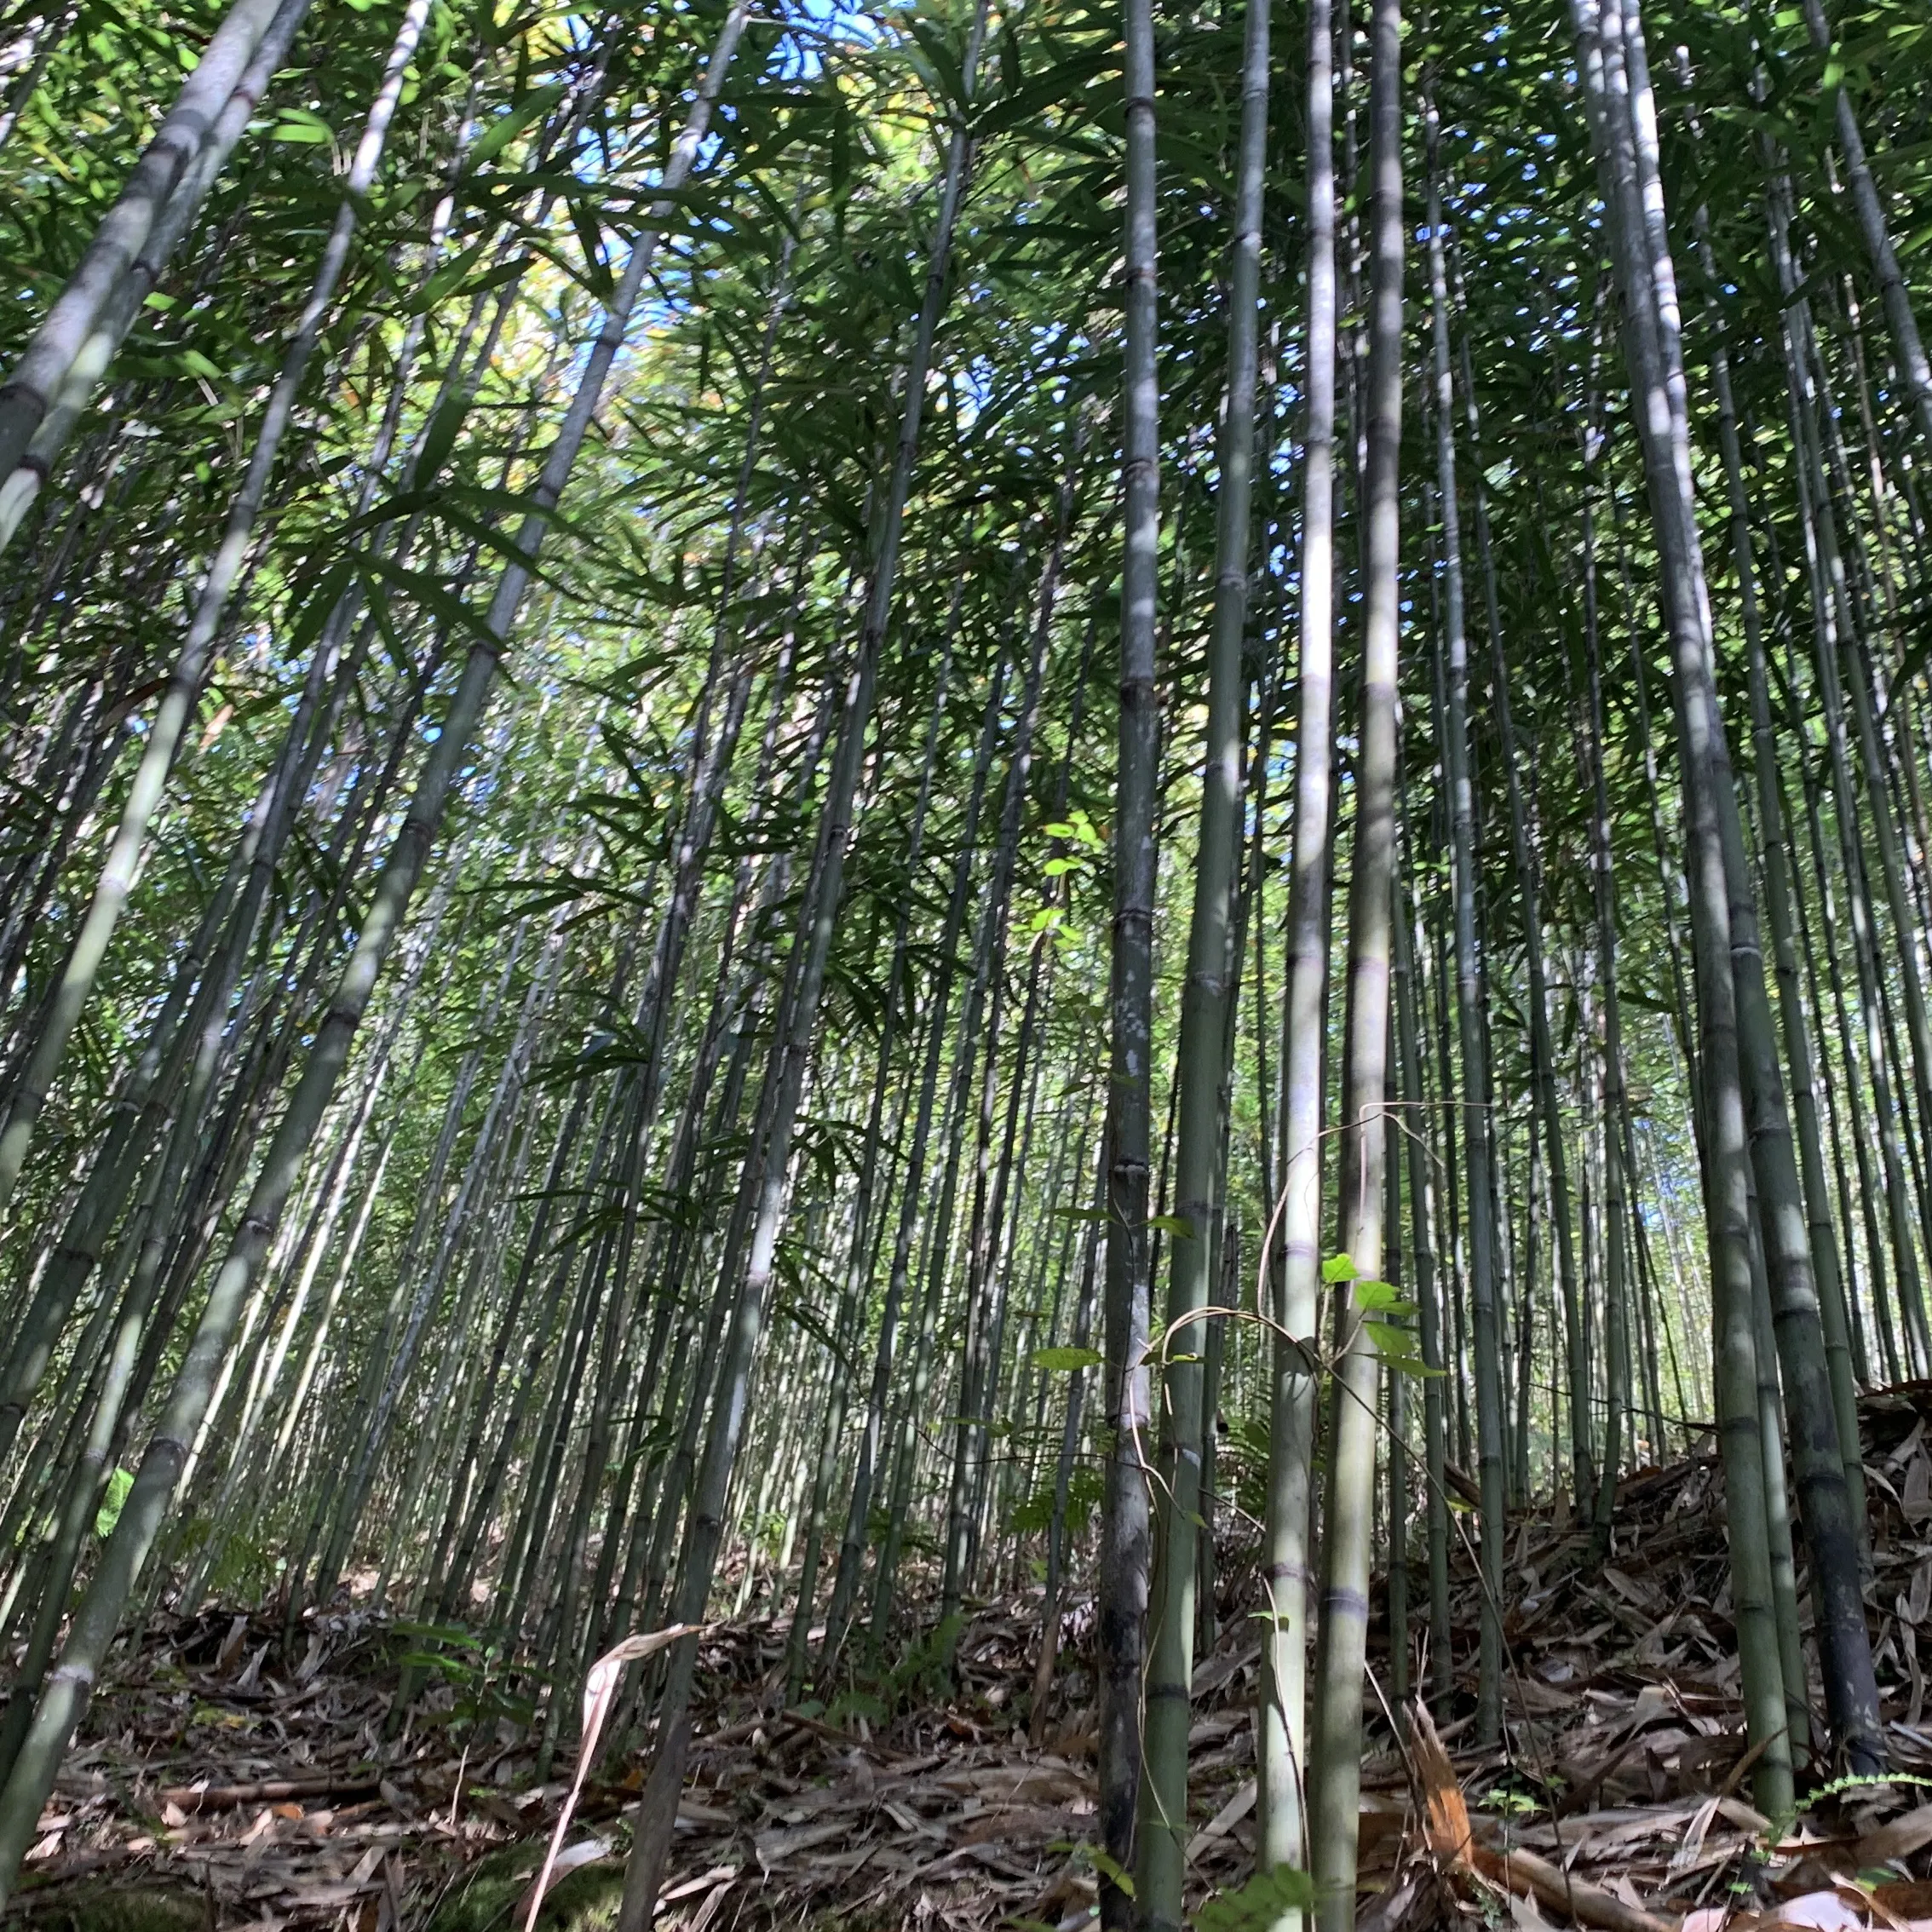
866, 1107, 960, 1641
264, 1125, 398, 1485
1621, 540, 1698, 1110
1030, 1155, 1106, 1742
423, 1054, 604, 1615
1514, 1134, 1538, 1492
167, 821, 479, 1602
486, 1078, 630, 1639
0, 0, 433, 1216
1423, 114, 1504, 1746
939, 870, 1029, 1625
1704, 298, 1866, 1541
0, 860, 443, 1778
1799, 0, 1932, 459
0, 4, 73, 154
788, 633, 954, 1692
0, 842, 261, 1463
1584, 572, 1631, 1553
1720, 216, 1900, 1761
1792, 737, 1891, 1383
1096, 0, 1159, 1895
312, 919, 543, 1600
1258, 0, 1334, 1879
1464, 379, 1589, 1517
0, 1263, 158, 1783
960, 985, 1055, 1588
1638, 0, 1874, 1790
613, 659, 867, 1927
1774, 177, 1932, 1371
199, 1048, 394, 1553
1306, 0, 1400, 1911
1383, 1117, 1412, 1708
534, 1118, 656, 1763
625, 1009, 770, 1635
942, 487, 1079, 1630
626, 687, 841, 1647
830, 651, 1007, 1666
1745, 1175, 1813, 1770
0, 9, 752, 1890
0, 0, 296, 489
842, 313, 1026, 1676
1135, 0, 1266, 1909
613, 10, 988, 1922
1623, 1116, 1686, 1448
1790, 302, 1932, 1351
0, 1187, 159, 1600
1394, 861, 1450, 1714
1568, 0, 1793, 1818
1823, 523, 1932, 1349
614, 259, 796, 1169
810, 622, 955, 1665
1613, 42, 1875, 1734
0, 0, 315, 549
865, 672, 1008, 1642
579, 630, 815, 1646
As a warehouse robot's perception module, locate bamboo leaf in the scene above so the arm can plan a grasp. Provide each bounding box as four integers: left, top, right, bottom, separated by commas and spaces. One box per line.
465, 83, 566, 172
1195, 1866, 1316, 1931
1032, 1346, 1102, 1372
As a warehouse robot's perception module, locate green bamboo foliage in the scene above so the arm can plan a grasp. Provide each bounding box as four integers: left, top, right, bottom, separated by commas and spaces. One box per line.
10, 0, 1932, 1912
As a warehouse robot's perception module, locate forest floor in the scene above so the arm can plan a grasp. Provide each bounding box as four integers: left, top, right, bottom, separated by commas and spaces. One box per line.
17, 1391, 1932, 1932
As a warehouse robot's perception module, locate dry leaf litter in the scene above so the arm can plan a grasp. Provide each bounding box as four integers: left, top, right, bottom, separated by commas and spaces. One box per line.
17, 1387, 1932, 1931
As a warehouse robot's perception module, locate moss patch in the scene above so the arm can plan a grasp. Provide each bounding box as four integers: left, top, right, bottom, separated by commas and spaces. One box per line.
4, 1883, 206, 1932
423, 1839, 625, 1932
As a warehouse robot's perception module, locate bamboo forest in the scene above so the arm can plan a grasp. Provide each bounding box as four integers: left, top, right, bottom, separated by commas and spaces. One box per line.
18, 0, 1932, 1923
